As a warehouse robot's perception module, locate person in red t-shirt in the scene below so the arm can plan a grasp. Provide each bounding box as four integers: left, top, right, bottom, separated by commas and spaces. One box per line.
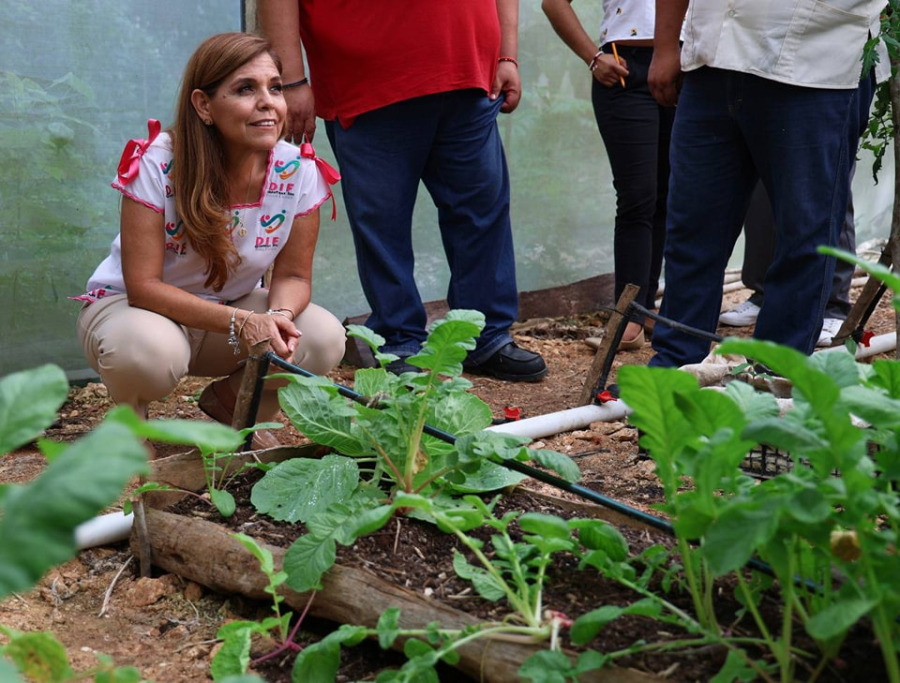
257, 0, 548, 382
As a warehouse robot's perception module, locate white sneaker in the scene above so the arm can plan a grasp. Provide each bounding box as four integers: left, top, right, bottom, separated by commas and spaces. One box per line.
817, 317, 843, 347
719, 300, 761, 327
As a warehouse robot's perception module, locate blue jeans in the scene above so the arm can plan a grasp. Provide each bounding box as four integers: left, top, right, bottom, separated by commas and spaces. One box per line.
651, 67, 865, 367
325, 90, 518, 363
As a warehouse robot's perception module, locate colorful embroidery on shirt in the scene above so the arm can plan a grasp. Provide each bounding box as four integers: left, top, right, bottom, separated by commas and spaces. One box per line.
275, 156, 301, 180
261, 210, 287, 234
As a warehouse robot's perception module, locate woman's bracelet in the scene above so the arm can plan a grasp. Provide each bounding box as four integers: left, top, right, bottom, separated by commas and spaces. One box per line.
498, 56, 518, 68
282, 77, 309, 89
588, 49, 604, 72
227, 307, 242, 355
267, 307, 295, 320
237, 311, 253, 340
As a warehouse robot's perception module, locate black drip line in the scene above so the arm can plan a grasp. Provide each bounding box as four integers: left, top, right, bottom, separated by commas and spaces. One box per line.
260, 353, 778, 578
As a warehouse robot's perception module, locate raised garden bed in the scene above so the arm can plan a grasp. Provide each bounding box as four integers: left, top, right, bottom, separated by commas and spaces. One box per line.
135, 446, 663, 682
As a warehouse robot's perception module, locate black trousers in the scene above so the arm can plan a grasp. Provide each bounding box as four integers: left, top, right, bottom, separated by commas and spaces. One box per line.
592, 45, 676, 320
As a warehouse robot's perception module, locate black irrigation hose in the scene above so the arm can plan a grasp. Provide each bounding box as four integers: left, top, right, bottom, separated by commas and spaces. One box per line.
629, 303, 725, 344
262, 353, 779, 577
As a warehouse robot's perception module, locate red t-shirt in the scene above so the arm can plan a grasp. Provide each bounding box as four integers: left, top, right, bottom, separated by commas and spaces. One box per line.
297, 1, 501, 127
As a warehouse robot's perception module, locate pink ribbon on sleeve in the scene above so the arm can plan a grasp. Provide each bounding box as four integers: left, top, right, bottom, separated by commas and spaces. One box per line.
116, 119, 162, 186
300, 141, 341, 220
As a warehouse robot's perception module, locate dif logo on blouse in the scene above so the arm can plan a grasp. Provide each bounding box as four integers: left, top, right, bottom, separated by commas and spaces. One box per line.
256, 210, 286, 248
270, 157, 300, 194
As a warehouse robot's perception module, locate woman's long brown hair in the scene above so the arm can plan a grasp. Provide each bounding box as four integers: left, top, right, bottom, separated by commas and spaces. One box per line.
171, 33, 281, 292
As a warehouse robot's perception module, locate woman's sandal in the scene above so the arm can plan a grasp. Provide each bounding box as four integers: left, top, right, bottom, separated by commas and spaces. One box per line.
198, 378, 280, 450
584, 327, 646, 352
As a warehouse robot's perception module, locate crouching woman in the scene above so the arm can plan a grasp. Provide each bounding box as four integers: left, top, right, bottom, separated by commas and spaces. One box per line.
75, 32, 345, 447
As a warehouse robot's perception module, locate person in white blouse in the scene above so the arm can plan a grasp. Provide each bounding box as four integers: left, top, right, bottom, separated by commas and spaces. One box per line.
647, 0, 881, 368
75, 33, 346, 449
543, 0, 674, 351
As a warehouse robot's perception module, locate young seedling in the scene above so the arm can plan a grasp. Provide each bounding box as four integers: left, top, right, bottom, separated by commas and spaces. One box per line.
210, 534, 314, 682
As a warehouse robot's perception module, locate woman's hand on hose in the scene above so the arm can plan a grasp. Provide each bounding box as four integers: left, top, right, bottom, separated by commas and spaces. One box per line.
239, 311, 301, 360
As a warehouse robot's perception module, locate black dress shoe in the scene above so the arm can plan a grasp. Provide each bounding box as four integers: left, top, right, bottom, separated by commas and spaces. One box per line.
463, 342, 548, 382
385, 357, 419, 375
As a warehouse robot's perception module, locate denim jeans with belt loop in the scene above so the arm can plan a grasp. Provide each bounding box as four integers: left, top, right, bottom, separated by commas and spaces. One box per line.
325, 89, 518, 363
650, 66, 869, 368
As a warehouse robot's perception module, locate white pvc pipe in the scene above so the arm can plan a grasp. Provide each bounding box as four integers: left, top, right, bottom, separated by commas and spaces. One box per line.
487, 400, 631, 440
70, 332, 895, 551
75, 512, 134, 550
487, 333, 898, 443
818, 331, 896, 358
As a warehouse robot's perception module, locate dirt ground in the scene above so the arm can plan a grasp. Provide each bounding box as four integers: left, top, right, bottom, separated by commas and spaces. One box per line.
1, 280, 897, 682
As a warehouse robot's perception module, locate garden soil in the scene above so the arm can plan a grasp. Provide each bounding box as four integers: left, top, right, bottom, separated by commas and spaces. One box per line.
1, 283, 897, 682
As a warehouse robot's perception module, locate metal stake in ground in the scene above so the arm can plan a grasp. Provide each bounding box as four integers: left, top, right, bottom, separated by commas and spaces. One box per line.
832, 246, 890, 347
233, 339, 273, 451
578, 284, 640, 405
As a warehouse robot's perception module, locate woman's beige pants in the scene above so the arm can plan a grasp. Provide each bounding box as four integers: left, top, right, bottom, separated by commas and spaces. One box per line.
76, 290, 346, 420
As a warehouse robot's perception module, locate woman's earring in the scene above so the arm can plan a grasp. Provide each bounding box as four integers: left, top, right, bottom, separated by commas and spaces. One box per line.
204, 118, 213, 126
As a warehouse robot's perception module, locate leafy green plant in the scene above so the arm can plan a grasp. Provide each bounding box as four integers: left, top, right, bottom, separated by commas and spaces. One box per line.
252, 310, 580, 592
210, 534, 313, 682
127, 421, 280, 518
613, 265, 900, 682
0, 364, 147, 681
0, 364, 267, 681
0, 365, 150, 598
287, 491, 628, 682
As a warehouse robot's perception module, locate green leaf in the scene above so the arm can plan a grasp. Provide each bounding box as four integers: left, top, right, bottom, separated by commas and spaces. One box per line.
528, 448, 582, 483
251, 455, 359, 523
0, 408, 149, 598
130, 418, 243, 453
841, 385, 900, 429
787, 487, 830, 524
278, 379, 370, 456
0, 364, 68, 454
519, 512, 570, 539
519, 649, 575, 682
347, 504, 394, 538
805, 597, 878, 641
820, 245, 900, 295
569, 519, 629, 562
718, 340, 851, 442
724, 380, 780, 422
210, 488, 236, 518
443, 459, 528, 494
283, 533, 337, 592
702, 503, 779, 576
570, 599, 661, 645
2, 631, 72, 682
353, 367, 397, 401
869, 359, 900, 398
291, 628, 367, 683
452, 550, 506, 601
412, 312, 485, 376
617, 366, 699, 472
742, 417, 826, 455
233, 534, 275, 575
377, 607, 401, 649
428, 391, 493, 436
808, 348, 865, 389
710, 648, 759, 683
210, 627, 252, 681
570, 606, 625, 645
347, 324, 387, 356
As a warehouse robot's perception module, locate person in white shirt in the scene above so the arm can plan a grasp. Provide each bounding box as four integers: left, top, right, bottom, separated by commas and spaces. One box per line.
542, 0, 674, 351
75, 33, 346, 447
646, 0, 881, 368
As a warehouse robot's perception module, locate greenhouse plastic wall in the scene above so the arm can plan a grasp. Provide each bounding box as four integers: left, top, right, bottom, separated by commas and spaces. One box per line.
0, 2, 893, 378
